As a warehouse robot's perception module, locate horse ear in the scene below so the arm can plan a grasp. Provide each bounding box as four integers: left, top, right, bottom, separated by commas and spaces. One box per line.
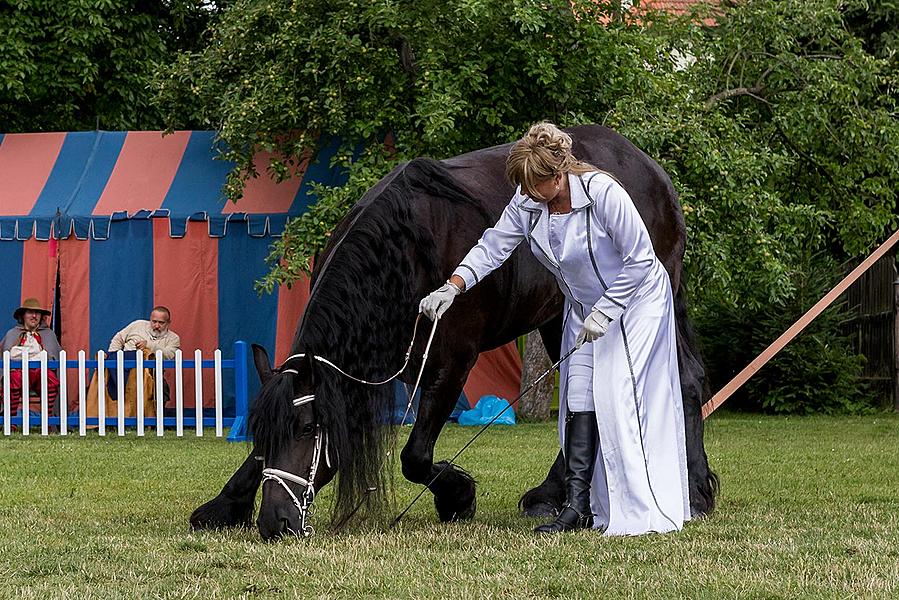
299, 353, 316, 387
251, 344, 273, 385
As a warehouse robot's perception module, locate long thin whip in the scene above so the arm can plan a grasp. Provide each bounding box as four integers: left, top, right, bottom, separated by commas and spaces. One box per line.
390, 343, 579, 527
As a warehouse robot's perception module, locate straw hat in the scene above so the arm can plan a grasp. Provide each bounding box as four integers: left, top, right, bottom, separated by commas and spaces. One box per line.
14, 297, 51, 321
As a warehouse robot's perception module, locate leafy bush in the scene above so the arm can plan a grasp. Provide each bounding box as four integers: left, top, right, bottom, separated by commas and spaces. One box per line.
0, 0, 217, 132
696, 253, 871, 414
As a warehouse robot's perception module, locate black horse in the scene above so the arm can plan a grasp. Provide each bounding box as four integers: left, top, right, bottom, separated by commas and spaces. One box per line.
190, 124, 718, 539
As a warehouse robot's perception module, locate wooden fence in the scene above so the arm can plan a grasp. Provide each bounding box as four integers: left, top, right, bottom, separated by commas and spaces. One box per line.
844, 251, 899, 409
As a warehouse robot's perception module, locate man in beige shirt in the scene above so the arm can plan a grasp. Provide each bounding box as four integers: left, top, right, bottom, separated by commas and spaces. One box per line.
108, 306, 180, 359
107, 306, 180, 401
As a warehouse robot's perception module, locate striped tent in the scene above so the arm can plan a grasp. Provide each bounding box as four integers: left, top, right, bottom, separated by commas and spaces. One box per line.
0, 130, 521, 414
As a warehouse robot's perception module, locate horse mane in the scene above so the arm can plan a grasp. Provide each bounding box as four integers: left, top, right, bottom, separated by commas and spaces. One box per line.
248, 373, 299, 461
283, 157, 483, 526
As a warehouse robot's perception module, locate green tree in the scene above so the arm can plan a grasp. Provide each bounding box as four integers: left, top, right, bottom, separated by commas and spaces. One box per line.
610, 0, 898, 410
0, 0, 219, 132
614, 0, 899, 306
155, 0, 899, 411
845, 0, 899, 60
153, 0, 668, 287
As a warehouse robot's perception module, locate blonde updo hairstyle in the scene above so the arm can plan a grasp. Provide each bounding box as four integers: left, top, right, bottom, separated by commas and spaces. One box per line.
506, 122, 600, 200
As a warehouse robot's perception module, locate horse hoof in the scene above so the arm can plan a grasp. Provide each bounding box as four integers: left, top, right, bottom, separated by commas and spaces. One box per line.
521, 501, 559, 518
189, 495, 254, 530
435, 492, 476, 522
518, 485, 563, 518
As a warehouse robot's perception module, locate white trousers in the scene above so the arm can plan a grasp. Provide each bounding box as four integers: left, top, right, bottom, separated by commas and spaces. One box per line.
565, 341, 595, 412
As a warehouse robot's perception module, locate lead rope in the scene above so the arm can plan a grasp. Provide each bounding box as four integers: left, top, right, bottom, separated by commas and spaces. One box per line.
398, 315, 440, 425
275, 314, 439, 535
283, 313, 438, 424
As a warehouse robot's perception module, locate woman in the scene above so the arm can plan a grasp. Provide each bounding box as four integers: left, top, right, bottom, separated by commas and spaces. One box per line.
419, 122, 689, 535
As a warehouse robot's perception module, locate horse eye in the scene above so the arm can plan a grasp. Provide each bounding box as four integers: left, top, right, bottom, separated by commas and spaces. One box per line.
296, 422, 315, 439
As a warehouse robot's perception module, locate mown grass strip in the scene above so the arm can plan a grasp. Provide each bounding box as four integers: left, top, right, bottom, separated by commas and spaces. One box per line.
0, 415, 897, 599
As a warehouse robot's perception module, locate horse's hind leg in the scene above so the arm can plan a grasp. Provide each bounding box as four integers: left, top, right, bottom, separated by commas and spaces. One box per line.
400, 356, 478, 522
190, 448, 262, 530
519, 450, 564, 517
679, 356, 718, 518
674, 288, 719, 517
518, 316, 565, 518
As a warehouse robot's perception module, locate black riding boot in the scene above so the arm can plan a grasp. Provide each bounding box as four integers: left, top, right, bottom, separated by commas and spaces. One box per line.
534, 411, 598, 534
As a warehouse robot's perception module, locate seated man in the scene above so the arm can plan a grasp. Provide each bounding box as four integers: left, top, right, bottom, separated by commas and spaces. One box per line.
108, 306, 180, 359
106, 306, 180, 401
0, 298, 61, 415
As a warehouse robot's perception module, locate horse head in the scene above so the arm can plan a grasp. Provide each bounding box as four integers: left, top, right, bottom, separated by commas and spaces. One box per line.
248, 344, 337, 540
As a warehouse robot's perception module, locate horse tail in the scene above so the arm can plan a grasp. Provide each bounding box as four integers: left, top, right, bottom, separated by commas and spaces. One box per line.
673, 282, 720, 514
673, 283, 708, 402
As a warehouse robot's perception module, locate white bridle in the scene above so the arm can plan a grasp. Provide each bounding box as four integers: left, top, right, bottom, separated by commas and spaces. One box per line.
260, 391, 333, 538
260, 315, 439, 537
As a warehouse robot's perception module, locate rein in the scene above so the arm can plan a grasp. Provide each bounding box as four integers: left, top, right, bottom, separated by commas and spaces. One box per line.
262, 314, 439, 537
285, 312, 438, 414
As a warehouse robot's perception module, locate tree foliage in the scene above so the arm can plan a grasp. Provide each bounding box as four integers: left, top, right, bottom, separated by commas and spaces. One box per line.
0, 0, 219, 132
845, 0, 899, 60
153, 0, 667, 288
610, 0, 898, 409
156, 0, 897, 298
153, 0, 898, 411
613, 0, 899, 309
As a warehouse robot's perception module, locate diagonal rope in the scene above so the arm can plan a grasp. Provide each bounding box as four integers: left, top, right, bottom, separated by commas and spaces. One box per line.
309, 314, 425, 386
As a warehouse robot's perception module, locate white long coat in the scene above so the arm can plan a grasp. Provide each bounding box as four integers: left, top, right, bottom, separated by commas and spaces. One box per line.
453, 171, 689, 535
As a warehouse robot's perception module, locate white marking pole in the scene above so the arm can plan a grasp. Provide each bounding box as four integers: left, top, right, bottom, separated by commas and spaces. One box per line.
59, 351, 67, 436
194, 350, 203, 437
136, 351, 144, 436
97, 351, 106, 436
40, 353, 48, 435
78, 351, 86, 436
116, 351, 125, 436
21, 350, 29, 435
2, 351, 10, 436
155, 352, 164, 437
175, 350, 183, 437
214, 350, 223, 437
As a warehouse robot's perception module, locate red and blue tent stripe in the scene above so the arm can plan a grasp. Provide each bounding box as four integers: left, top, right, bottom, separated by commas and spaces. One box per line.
0, 130, 523, 415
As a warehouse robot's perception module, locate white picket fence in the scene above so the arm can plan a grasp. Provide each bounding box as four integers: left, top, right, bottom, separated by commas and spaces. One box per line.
0, 348, 233, 438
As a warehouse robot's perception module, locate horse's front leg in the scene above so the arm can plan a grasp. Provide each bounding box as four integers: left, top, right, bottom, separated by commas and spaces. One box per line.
190, 447, 262, 530
400, 353, 478, 522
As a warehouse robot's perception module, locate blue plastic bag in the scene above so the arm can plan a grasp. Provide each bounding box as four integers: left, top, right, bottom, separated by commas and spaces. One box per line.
457, 395, 516, 426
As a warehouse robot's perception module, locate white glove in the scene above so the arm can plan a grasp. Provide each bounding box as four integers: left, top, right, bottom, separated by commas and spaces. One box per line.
575, 310, 612, 348
419, 281, 462, 321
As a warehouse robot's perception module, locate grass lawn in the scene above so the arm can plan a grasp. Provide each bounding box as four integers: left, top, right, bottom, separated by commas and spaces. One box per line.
1, 414, 898, 599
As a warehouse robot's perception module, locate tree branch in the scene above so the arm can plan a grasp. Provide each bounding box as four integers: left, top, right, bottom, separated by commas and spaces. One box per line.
704, 86, 768, 109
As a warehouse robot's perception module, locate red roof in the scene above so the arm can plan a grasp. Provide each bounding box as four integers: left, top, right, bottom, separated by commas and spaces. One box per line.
627, 0, 721, 25
640, 0, 710, 14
